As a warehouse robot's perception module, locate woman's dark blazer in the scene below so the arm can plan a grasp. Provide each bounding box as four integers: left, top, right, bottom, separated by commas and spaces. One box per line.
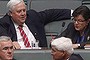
57, 22, 90, 48
0, 9, 71, 47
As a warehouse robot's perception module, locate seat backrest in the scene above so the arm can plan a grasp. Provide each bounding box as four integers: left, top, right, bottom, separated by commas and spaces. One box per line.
0, 1, 8, 15
14, 49, 90, 60
45, 19, 73, 48
30, 0, 82, 11
14, 49, 53, 60
82, 0, 90, 8
0, 0, 29, 15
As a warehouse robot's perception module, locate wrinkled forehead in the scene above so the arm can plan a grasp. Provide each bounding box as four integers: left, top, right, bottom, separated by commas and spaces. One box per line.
12, 2, 26, 10
0, 41, 13, 48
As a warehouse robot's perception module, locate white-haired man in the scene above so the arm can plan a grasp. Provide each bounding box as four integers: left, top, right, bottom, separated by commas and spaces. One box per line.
0, 0, 72, 49
51, 37, 83, 60
0, 36, 15, 60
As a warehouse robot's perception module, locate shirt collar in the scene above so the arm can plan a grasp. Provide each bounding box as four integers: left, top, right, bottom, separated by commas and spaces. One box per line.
13, 22, 26, 29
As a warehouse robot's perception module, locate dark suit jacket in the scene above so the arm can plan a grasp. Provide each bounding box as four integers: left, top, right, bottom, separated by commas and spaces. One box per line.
0, 9, 71, 47
57, 22, 90, 48
69, 53, 84, 60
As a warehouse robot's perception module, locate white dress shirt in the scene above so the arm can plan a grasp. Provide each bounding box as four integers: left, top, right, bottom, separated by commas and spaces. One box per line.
14, 23, 37, 49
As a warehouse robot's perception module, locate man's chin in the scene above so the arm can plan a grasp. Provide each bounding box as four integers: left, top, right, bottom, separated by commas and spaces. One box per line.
6, 57, 13, 60
7, 58, 13, 60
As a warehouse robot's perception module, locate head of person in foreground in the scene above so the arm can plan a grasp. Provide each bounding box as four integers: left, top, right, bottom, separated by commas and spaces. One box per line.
0, 36, 14, 60
51, 37, 74, 60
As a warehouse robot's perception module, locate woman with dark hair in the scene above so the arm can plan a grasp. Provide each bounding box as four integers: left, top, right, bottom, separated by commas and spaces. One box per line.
57, 6, 90, 49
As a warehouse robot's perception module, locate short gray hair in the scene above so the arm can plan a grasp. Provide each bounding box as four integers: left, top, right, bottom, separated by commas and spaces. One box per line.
7, 0, 24, 11
0, 36, 11, 42
51, 37, 74, 55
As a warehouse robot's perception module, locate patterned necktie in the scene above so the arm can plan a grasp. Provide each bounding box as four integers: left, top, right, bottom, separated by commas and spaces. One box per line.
18, 26, 31, 47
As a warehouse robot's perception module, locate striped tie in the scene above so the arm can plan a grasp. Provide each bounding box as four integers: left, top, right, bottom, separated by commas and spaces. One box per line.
18, 26, 31, 47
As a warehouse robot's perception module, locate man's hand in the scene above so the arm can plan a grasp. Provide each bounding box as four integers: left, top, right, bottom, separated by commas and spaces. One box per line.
13, 41, 21, 49
72, 44, 80, 49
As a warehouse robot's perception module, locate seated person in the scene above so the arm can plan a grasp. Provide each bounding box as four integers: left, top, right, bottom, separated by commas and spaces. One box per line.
0, 36, 15, 60
0, 0, 72, 49
51, 37, 84, 60
57, 6, 90, 49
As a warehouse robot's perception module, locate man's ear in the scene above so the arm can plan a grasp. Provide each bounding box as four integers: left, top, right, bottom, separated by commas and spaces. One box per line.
8, 11, 12, 16
63, 51, 69, 56
62, 51, 66, 56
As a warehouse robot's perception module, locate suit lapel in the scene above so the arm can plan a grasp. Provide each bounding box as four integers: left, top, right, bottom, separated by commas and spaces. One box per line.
9, 19, 17, 41
4, 14, 17, 41
25, 19, 39, 40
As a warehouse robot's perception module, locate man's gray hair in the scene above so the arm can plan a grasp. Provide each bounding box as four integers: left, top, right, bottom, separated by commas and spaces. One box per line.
7, 0, 24, 11
51, 37, 74, 55
0, 36, 11, 42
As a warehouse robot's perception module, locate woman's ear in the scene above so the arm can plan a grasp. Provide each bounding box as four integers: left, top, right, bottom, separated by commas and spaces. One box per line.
86, 19, 90, 25
87, 19, 90, 23
89, 19, 90, 22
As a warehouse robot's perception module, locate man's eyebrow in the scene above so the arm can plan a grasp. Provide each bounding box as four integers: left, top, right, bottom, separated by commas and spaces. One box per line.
3, 46, 13, 49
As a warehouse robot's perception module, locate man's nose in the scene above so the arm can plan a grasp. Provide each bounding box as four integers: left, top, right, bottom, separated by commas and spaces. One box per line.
21, 11, 25, 15
7, 48, 12, 53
